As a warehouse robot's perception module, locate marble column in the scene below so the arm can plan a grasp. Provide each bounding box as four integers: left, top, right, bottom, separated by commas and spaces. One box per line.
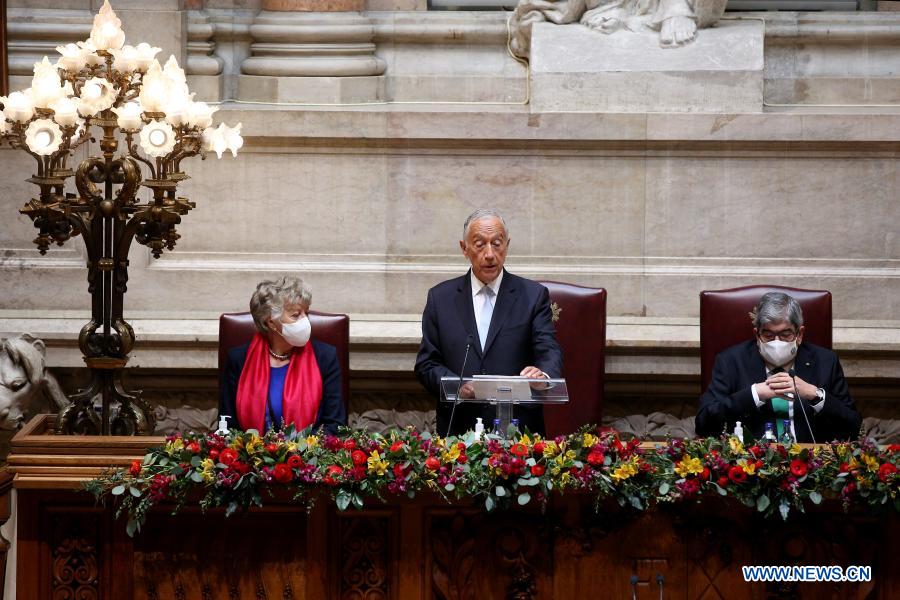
187, 9, 225, 101
239, 0, 386, 103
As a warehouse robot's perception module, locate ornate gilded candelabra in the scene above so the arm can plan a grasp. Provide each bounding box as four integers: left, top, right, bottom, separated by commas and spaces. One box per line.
0, 1, 242, 435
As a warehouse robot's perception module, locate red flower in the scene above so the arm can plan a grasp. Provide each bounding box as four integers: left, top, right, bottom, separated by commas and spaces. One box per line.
351, 450, 368, 466
755, 460, 763, 469
878, 462, 897, 483
510, 443, 528, 457
533, 442, 545, 456
425, 457, 441, 471
586, 451, 605, 467
700, 467, 710, 481
273, 463, 293, 484
457, 442, 466, 451
351, 466, 366, 481
323, 465, 343, 486
530, 464, 545, 477
728, 465, 747, 484
390, 440, 404, 453
208, 449, 220, 461
393, 462, 410, 479
265, 443, 279, 455
219, 448, 238, 466
232, 461, 250, 475
343, 439, 357, 451
187, 441, 201, 454
287, 454, 303, 469
887, 444, 900, 453
839, 462, 850, 473
775, 445, 788, 458
456, 453, 468, 464
790, 459, 808, 478
129, 460, 142, 477
717, 476, 729, 488
749, 446, 762, 458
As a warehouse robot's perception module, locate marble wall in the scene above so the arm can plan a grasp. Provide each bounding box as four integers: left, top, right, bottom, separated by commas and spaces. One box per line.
0, 3, 898, 424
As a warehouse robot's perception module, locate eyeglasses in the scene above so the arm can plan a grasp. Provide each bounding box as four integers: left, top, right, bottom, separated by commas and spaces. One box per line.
758, 329, 798, 343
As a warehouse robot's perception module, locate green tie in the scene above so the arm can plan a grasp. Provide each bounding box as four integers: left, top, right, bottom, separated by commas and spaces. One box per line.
769, 366, 790, 439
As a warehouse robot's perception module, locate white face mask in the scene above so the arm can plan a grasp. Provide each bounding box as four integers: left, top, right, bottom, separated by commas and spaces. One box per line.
275, 315, 311, 347
758, 339, 797, 367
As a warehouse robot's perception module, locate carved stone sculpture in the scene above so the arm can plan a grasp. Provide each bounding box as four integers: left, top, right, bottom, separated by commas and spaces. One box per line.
510, 0, 729, 59
0, 334, 68, 460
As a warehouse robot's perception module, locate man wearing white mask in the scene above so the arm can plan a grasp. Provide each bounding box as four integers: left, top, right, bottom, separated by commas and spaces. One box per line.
696, 292, 861, 442
220, 276, 345, 434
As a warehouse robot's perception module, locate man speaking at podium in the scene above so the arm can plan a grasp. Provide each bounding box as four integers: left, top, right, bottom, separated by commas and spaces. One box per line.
415, 209, 563, 436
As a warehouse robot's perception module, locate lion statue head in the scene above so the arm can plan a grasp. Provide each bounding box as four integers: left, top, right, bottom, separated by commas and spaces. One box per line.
0, 334, 68, 432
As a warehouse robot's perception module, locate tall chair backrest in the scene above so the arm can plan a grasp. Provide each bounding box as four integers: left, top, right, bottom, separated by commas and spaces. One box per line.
699, 285, 832, 393
218, 311, 351, 413
537, 281, 607, 437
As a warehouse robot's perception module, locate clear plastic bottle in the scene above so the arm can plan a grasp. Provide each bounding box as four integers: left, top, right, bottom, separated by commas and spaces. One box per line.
490, 418, 502, 437
781, 419, 793, 444
764, 422, 776, 442
510, 418, 520, 437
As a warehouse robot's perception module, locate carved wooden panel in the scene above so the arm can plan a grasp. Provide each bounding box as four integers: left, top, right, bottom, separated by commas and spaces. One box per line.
132, 511, 308, 600
333, 510, 397, 600
49, 510, 101, 600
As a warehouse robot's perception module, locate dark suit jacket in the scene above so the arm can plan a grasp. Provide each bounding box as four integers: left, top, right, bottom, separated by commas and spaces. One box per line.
696, 339, 861, 442
220, 339, 346, 435
414, 269, 563, 436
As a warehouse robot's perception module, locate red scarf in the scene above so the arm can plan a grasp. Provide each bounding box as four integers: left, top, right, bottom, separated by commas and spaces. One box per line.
236, 333, 322, 432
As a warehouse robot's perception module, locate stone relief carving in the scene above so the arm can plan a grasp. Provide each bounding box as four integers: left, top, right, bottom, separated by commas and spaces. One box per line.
510, 0, 729, 59
0, 334, 68, 460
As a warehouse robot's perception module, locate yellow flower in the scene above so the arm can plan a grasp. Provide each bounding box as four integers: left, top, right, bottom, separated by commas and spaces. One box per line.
367, 451, 388, 476
441, 444, 461, 464
165, 438, 184, 453
200, 458, 215, 483
675, 456, 704, 478
245, 435, 263, 455
583, 433, 597, 449
543, 441, 560, 458
520, 433, 533, 446
728, 437, 744, 454
862, 454, 879, 472
565, 449, 576, 461
305, 435, 318, 449
789, 444, 803, 456
738, 458, 756, 475
612, 457, 639, 482
286, 442, 298, 453
848, 457, 860, 471
559, 471, 572, 486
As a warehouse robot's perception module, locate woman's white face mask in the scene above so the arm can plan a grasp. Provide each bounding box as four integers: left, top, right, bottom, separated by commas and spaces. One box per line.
758, 339, 797, 367
274, 315, 311, 347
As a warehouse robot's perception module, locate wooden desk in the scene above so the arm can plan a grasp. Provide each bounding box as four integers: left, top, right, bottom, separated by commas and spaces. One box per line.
7, 416, 898, 599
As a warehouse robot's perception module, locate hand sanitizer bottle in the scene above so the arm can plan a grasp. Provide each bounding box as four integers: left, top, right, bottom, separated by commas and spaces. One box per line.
216, 415, 230, 435
733, 420, 744, 441
474, 417, 484, 438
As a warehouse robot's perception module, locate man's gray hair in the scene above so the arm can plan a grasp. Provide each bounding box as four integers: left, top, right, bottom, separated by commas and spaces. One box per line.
752, 292, 804, 331
249, 276, 312, 333
463, 208, 508, 240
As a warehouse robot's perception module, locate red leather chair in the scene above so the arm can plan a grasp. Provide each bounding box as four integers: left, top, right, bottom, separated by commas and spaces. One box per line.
218, 311, 350, 413
538, 281, 606, 437
699, 285, 832, 393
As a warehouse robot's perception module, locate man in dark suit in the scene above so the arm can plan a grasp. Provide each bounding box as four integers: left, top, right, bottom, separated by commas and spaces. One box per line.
414, 209, 563, 436
696, 292, 861, 442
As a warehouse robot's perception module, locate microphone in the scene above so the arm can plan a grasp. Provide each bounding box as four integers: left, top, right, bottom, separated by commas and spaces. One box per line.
445, 334, 474, 438
789, 368, 816, 444
657, 573, 665, 600
630, 575, 639, 600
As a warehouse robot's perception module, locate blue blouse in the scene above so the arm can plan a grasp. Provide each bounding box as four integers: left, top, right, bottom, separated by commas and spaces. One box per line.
265, 363, 289, 430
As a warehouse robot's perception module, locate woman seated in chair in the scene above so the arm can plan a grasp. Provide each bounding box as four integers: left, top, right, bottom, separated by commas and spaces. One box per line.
220, 276, 346, 434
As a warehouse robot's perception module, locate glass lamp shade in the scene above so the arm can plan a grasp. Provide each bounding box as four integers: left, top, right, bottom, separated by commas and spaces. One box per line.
138, 62, 169, 113
138, 121, 176, 158
77, 78, 116, 117
110, 46, 139, 73
56, 43, 88, 72
1, 91, 35, 123
112, 102, 144, 130
90, 0, 125, 51
30, 57, 66, 109
24, 119, 64, 156
50, 97, 79, 127
134, 43, 162, 72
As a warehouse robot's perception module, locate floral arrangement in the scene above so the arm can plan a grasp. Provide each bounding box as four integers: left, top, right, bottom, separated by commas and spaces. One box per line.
84, 425, 900, 537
